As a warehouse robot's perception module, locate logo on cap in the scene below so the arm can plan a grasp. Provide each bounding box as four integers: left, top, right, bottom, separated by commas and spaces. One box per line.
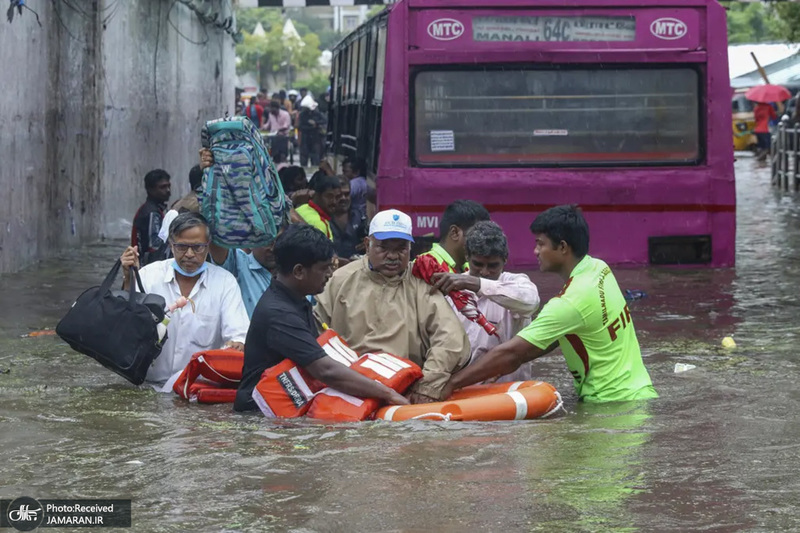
392, 214, 399, 221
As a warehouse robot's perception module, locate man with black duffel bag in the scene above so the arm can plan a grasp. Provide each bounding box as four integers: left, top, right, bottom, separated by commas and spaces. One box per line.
119, 212, 250, 391
56, 260, 167, 386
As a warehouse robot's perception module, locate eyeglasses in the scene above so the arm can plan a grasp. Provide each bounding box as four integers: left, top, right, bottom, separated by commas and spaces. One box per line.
171, 242, 210, 254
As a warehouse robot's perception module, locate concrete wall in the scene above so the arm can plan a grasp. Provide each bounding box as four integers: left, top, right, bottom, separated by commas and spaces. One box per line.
0, 0, 236, 274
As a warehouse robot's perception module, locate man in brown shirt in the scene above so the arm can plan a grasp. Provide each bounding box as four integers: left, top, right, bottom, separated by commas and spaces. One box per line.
314, 209, 470, 403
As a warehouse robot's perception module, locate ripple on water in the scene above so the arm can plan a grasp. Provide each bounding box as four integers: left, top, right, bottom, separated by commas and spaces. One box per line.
1, 158, 800, 530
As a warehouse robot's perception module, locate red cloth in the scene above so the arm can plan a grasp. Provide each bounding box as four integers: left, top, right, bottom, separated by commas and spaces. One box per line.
754, 103, 777, 134
307, 200, 331, 222
245, 103, 264, 128
412, 254, 498, 337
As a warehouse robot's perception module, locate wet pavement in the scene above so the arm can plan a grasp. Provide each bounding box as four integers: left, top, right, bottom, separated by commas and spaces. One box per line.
1, 154, 799, 532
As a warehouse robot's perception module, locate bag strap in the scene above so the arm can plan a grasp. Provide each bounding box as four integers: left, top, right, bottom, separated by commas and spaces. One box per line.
130, 266, 146, 294
99, 259, 123, 296
125, 266, 147, 310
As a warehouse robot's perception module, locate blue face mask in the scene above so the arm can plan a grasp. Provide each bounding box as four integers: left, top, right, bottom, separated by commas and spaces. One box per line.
172, 259, 208, 278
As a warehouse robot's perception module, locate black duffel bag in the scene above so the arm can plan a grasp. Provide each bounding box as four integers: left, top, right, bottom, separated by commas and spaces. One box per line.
56, 260, 167, 385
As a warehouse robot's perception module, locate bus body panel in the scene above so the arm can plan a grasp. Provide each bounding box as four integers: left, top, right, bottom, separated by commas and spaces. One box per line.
331, 0, 734, 267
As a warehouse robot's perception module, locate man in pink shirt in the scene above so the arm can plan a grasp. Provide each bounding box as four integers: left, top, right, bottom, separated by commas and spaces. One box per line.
431, 221, 541, 382
265, 100, 292, 134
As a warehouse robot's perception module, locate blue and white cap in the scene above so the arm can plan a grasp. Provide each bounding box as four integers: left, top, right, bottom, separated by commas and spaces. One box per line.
369, 209, 415, 242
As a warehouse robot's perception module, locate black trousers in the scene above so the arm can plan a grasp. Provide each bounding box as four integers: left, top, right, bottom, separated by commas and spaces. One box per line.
300, 130, 320, 167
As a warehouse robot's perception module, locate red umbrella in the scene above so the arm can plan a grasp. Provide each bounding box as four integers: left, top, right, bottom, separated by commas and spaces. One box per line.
412, 255, 498, 337
745, 84, 791, 104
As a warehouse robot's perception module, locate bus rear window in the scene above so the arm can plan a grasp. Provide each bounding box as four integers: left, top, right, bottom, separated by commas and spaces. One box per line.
413, 68, 700, 166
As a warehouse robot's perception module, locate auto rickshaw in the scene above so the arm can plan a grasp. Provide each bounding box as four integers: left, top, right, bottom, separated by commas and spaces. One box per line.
732, 88, 757, 151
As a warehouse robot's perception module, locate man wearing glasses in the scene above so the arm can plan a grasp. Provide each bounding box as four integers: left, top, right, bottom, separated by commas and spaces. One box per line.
120, 212, 250, 390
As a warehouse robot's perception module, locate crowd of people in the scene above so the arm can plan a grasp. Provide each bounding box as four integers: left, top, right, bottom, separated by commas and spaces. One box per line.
239, 87, 329, 168
123, 154, 658, 411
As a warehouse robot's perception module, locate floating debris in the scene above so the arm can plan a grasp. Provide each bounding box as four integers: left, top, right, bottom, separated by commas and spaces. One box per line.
624, 289, 647, 301
721, 336, 737, 349
22, 329, 56, 338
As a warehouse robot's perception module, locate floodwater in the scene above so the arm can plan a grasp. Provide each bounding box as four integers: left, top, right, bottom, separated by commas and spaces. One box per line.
1, 155, 799, 532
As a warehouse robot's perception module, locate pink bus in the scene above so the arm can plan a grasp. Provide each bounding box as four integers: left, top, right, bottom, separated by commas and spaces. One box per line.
327, 0, 735, 267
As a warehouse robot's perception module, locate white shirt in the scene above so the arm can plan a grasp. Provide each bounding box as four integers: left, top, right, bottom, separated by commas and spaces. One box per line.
137, 259, 250, 385
459, 271, 541, 382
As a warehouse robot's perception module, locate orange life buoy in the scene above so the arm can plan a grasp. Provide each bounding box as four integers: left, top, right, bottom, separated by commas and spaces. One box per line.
374, 381, 563, 422
252, 329, 359, 418
307, 352, 423, 422
173, 349, 244, 401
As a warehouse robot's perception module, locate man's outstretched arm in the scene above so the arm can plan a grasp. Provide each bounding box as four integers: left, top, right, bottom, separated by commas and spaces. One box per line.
445, 338, 558, 395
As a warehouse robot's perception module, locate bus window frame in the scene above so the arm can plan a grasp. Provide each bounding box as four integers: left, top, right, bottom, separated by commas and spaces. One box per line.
347, 43, 358, 103
409, 63, 706, 169
355, 34, 368, 102
373, 25, 388, 105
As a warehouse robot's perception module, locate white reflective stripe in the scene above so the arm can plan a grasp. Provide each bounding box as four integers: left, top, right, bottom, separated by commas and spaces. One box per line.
252, 389, 277, 418
507, 381, 525, 392
198, 355, 238, 383
368, 352, 410, 371
328, 336, 359, 363
361, 359, 397, 380
506, 391, 528, 420
288, 366, 315, 400
322, 343, 352, 366
381, 405, 402, 420
319, 388, 364, 406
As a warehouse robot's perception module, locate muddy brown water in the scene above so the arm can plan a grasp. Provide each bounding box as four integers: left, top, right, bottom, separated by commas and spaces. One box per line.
1, 155, 799, 532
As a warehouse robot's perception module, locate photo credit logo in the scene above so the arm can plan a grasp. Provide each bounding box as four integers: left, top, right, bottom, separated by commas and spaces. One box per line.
0, 499, 132, 529
4, 498, 43, 532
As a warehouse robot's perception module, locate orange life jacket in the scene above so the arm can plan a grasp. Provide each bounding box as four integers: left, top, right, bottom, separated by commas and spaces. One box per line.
187, 382, 238, 404
307, 352, 423, 422
173, 350, 244, 401
252, 329, 359, 418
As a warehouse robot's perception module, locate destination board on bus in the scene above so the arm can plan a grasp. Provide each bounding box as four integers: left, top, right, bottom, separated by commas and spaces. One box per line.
472, 16, 636, 42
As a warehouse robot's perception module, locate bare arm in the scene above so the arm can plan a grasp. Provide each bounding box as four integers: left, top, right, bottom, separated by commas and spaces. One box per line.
120, 246, 140, 290
446, 338, 558, 394
306, 357, 409, 405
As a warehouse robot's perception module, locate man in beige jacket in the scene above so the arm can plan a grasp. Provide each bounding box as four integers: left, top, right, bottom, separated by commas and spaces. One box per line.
314, 209, 470, 403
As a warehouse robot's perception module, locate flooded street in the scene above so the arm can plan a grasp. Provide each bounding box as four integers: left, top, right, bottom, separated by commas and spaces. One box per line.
2, 155, 799, 532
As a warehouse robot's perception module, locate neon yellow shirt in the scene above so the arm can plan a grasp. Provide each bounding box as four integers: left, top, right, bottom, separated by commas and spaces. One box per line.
419, 243, 468, 273
295, 202, 333, 241
517, 255, 657, 403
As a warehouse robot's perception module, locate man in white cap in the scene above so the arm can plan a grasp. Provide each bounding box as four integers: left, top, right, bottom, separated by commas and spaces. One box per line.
314, 209, 471, 403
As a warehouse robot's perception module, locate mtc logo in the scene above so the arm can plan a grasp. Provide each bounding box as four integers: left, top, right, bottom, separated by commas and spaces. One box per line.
427, 18, 465, 41
650, 17, 687, 40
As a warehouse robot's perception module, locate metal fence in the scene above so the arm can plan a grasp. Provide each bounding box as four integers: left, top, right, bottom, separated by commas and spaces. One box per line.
771, 122, 800, 192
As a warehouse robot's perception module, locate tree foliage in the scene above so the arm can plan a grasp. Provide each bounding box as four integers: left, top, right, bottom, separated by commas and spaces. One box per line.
235, 7, 283, 35
723, 1, 800, 44
723, 1, 781, 44
296, 71, 331, 98
284, 8, 343, 51
771, 1, 800, 43
236, 25, 321, 78
234, 7, 323, 82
